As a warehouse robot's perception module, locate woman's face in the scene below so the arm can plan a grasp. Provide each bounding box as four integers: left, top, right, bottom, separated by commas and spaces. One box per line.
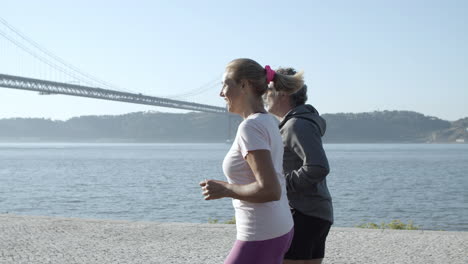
220, 70, 243, 114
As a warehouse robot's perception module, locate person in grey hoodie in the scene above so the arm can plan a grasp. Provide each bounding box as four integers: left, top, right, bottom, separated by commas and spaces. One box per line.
264, 67, 333, 264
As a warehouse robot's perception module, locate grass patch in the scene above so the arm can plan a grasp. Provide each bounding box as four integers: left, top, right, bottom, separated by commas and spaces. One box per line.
356, 220, 420, 230
208, 216, 236, 224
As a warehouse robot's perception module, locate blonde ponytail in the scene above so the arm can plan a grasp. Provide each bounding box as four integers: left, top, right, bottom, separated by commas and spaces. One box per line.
226, 58, 305, 96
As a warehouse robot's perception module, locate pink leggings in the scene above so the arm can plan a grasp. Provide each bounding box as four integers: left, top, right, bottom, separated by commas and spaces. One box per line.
224, 228, 294, 264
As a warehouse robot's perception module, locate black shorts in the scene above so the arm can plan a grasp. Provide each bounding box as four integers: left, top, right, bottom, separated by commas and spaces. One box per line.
284, 208, 332, 260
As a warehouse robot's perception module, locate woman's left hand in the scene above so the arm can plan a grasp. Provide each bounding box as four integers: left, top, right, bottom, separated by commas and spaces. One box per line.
199, 179, 231, 200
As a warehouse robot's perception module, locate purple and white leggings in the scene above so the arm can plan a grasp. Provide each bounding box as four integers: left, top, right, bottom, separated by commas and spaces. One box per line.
224, 228, 294, 264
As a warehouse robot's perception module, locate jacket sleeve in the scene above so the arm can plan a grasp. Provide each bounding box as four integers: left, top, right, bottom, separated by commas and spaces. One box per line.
284, 119, 330, 193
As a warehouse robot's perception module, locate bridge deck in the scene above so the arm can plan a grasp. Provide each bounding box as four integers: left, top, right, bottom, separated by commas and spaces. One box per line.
0, 74, 227, 114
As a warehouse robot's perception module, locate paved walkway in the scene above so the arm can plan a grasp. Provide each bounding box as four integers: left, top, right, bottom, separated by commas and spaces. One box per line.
1, 214, 467, 263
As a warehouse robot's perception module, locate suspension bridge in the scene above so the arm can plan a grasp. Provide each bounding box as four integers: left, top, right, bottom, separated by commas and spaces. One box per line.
0, 17, 227, 114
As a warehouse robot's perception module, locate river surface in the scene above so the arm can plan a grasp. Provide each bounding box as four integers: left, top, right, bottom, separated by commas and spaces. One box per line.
0, 143, 466, 231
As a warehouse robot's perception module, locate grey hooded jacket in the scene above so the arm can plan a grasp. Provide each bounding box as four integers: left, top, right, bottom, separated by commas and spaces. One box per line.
279, 104, 333, 223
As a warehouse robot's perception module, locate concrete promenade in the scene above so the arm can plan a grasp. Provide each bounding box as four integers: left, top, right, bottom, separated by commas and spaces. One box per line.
1, 214, 467, 264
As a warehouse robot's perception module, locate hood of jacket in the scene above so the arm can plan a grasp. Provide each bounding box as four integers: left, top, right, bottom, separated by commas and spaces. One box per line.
279, 104, 327, 136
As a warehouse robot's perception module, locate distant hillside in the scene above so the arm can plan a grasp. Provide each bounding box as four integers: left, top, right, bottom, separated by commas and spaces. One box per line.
0, 110, 466, 143
322, 111, 458, 143
429, 117, 468, 143
0, 112, 240, 143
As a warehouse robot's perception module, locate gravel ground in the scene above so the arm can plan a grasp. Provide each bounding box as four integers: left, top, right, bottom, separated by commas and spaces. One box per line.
1, 214, 467, 264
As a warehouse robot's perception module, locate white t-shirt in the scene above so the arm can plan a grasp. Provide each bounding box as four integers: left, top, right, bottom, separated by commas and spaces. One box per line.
222, 113, 293, 241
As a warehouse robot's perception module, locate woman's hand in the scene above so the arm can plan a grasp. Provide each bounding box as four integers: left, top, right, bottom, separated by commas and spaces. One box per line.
199, 179, 231, 200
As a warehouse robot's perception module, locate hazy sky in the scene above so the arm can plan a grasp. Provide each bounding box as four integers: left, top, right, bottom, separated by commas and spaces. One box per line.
1, 0, 467, 121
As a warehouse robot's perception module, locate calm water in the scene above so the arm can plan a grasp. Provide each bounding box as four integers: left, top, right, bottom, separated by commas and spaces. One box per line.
0, 143, 467, 231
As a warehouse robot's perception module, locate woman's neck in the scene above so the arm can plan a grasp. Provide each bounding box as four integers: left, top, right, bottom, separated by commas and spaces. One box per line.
239, 99, 266, 119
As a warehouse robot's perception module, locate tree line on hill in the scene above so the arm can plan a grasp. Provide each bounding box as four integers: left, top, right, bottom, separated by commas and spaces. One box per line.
0, 110, 466, 143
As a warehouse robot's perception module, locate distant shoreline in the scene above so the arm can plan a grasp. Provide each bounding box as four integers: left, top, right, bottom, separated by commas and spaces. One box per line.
1, 111, 467, 143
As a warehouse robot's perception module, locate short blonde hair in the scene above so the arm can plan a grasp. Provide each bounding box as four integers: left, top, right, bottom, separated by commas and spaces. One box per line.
276, 67, 308, 106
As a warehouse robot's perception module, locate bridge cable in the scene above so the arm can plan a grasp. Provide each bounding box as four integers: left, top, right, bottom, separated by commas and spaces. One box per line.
0, 17, 134, 93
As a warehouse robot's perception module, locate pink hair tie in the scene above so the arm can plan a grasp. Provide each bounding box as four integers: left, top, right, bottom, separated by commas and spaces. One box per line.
265, 65, 275, 83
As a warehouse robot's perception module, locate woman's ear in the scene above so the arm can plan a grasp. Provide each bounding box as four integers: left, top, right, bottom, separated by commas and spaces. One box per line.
240, 79, 248, 93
